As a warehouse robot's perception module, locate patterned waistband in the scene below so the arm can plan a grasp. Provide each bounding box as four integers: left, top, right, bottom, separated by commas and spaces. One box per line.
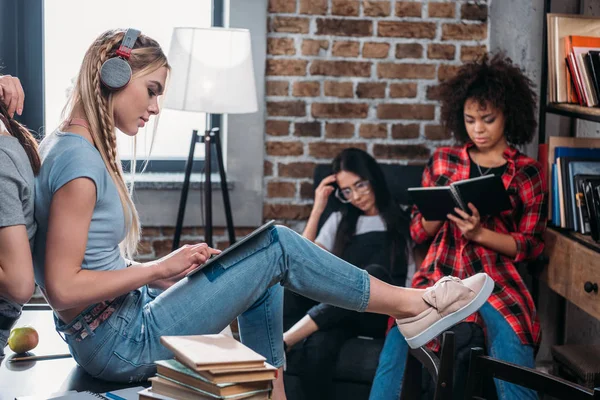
62, 295, 127, 342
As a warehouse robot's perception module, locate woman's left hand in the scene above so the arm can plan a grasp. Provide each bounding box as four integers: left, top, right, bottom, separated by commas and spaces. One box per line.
447, 203, 483, 241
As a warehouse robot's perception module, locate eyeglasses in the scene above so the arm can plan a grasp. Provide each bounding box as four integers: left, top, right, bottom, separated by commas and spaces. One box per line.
335, 180, 371, 203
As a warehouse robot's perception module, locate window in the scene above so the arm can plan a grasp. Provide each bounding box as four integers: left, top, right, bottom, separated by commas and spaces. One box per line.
43, 0, 216, 170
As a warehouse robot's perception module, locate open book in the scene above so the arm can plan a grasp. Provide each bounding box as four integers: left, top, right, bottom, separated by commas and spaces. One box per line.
408, 175, 512, 221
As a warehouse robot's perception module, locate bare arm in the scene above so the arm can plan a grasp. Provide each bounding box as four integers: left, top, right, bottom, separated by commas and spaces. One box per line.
303, 174, 336, 243
283, 315, 319, 349
471, 228, 517, 258
0, 225, 35, 304
44, 178, 217, 311
421, 218, 444, 237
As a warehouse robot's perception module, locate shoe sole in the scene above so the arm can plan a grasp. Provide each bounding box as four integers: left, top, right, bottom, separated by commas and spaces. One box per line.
404, 274, 494, 349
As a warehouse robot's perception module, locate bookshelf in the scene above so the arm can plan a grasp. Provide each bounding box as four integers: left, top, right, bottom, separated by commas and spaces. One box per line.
538, 0, 600, 323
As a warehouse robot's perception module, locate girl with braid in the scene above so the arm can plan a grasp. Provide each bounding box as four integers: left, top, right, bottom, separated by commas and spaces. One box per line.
33, 29, 493, 397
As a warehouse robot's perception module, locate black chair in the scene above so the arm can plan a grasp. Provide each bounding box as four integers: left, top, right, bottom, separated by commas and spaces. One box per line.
465, 347, 600, 400
401, 331, 456, 400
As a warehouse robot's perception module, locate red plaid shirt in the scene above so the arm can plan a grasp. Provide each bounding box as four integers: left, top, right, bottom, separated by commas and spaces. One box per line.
410, 144, 547, 351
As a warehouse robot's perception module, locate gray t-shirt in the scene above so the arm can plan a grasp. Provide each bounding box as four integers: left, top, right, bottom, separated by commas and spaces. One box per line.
33, 132, 127, 291
0, 133, 36, 355
0, 135, 36, 245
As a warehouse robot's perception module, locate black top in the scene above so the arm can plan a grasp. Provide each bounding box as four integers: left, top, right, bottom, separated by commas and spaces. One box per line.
469, 155, 508, 178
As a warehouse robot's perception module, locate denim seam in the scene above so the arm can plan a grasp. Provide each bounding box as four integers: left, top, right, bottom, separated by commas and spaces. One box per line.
265, 289, 284, 369
358, 269, 370, 312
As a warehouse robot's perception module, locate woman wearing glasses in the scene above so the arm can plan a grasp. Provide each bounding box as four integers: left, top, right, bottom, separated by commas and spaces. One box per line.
282, 148, 411, 400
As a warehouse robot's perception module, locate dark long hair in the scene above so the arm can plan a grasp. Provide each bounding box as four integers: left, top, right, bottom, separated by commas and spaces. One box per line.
331, 148, 408, 267
0, 103, 40, 174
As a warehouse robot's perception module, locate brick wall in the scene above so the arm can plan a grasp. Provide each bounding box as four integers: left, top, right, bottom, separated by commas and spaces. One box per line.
136, 1, 489, 259
264, 0, 489, 229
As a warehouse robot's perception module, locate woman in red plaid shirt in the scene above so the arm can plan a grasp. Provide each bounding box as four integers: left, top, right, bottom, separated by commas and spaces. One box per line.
370, 53, 547, 400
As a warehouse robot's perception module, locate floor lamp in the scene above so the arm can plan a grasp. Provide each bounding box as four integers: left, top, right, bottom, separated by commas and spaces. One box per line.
163, 27, 258, 249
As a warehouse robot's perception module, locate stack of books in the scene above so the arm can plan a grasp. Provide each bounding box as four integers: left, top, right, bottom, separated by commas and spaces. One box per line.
139, 334, 277, 400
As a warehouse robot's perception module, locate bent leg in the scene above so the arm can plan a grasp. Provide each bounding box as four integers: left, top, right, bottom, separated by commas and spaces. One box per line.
369, 327, 409, 400
479, 302, 538, 400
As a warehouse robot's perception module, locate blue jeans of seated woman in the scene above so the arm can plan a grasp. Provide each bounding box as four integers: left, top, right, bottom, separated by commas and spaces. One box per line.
54, 226, 370, 383
369, 302, 537, 400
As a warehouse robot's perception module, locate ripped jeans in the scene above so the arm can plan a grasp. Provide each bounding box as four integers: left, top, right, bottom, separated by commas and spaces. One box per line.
54, 226, 370, 382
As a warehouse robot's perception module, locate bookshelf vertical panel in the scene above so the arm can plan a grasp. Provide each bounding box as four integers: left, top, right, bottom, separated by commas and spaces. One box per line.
543, 229, 573, 299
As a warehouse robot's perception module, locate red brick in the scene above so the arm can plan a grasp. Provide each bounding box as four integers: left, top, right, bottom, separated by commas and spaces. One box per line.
294, 121, 322, 137
266, 59, 307, 76
356, 82, 386, 98
137, 240, 153, 255
326, 122, 355, 138
267, 101, 306, 117
279, 162, 317, 178
424, 124, 451, 140
332, 41, 360, 57
309, 142, 367, 158
266, 120, 290, 136
363, 1, 391, 17
269, 0, 296, 13
373, 144, 430, 160
300, 0, 328, 14
311, 60, 371, 77
395, 43, 423, 59
359, 123, 387, 138
363, 42, 390, 58
426, 85, 443, 100
390, 83, 418, 98
317, 18, 373, 37
264, 204, 313, 220
264, 160, 273, 176
391, 124, 420, 139
266, 141, 304, 156
428, 44, 455, 60
378, 21, 436, 38
461, 4, 488, 21
377, 63, 436, 79
142, 227, 161, 237
312, 103, 369, 119
272, 17, 310, 33
324, 81, 354, 98
395, 2, 422, 17
267, 181, 296, 198
442, 23, 487, 41
461, 45, 487, 62
428, 2, 455, 18
267, 38, 296, 55
377, 104, 435, 120
266, 81, 289, 96
302, 39, 329, 56
438, 64, 462, 81
153, 239, 173, 258
332, 0, 359, 16
293, 81, 321, 97
300, 182, 314, 199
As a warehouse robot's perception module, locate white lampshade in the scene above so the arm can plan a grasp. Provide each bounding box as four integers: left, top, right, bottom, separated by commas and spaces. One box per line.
164, 27, 258, 114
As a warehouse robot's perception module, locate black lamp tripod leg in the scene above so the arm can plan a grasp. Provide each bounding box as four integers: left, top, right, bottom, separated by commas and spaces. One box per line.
173, 129, 199, 251
213, 130, 236, 245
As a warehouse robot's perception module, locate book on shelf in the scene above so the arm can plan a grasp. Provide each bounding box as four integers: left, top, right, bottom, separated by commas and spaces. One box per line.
546, 14, 600, 103
148, 376, 270, 400
407, 174, 511, 221
155, 359, 272, 397
568, 162, 600, 232
160, 334, 266, 372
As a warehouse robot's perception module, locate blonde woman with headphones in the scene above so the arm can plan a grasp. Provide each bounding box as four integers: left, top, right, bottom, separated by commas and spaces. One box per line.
33, 29, 493, 398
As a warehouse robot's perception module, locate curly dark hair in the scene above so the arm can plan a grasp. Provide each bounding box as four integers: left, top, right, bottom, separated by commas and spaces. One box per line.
438, 52, 538, 146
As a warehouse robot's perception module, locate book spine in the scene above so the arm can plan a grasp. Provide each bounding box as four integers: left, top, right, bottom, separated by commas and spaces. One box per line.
449, 186, 467, 212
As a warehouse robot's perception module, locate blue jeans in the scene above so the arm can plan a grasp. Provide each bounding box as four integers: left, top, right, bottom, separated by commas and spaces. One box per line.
54, 226, 370, 382
369, 302, 537, 400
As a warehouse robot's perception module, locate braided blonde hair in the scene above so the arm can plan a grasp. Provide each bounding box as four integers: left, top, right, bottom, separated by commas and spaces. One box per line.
63, 29, 169, 258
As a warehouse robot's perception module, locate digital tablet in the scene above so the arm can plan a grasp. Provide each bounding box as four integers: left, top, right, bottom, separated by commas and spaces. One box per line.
186, 220, 276, 277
